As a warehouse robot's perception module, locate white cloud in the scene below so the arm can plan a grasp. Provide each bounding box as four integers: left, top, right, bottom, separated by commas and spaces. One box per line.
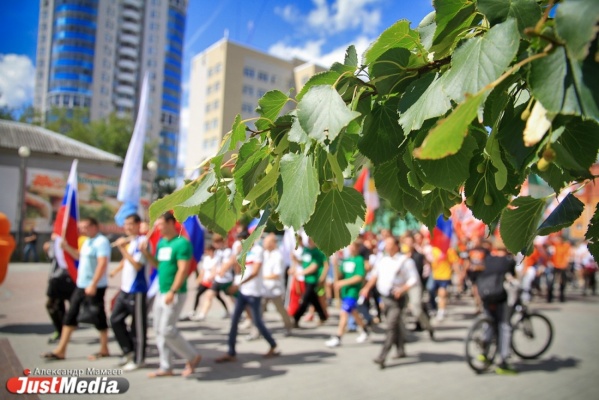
268, 35, 373, 69
278, 0, 383, 36
0, 54, 35, 109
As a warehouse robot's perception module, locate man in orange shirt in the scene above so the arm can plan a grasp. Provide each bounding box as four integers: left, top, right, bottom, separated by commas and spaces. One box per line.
547, 234, 571, 303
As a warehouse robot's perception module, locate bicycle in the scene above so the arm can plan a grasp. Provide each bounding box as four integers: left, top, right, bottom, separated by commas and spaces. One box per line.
465, 293, 553, 373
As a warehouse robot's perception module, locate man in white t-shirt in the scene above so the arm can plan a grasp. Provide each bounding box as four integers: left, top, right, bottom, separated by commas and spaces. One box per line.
215, 240, 279, 362
249, 234, 293, 338
361, 236, 419, 369
110, 214, 148, 371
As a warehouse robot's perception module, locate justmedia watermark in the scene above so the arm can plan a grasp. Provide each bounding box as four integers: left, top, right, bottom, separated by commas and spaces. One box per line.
6, 368, 129, 395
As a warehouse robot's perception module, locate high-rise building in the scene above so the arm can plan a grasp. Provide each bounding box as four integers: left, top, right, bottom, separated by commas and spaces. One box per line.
34, 0, 187, 177
185, 39, 325, 175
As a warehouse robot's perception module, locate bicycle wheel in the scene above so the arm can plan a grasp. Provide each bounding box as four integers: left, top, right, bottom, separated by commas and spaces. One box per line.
465, 317, 497, 373
511, 312, 553, 360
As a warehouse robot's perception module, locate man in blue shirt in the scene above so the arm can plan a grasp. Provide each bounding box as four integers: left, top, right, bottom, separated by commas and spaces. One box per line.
42, 217, 111, 361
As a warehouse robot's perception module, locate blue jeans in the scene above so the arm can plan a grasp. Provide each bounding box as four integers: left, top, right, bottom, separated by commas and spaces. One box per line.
228, 293, 276, 356
23, 243, 39, 262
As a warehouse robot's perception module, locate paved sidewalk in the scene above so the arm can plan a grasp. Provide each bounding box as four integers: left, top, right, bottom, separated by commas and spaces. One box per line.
1, 262, 598, 400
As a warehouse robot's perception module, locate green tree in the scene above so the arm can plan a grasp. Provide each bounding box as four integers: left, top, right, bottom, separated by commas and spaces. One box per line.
152, 0, 599, 264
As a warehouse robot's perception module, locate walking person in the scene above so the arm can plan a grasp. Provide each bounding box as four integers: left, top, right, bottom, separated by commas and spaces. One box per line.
361, 237, 419, 369
143, 212, 202, 378
110, 214, 148, 371
41, 217, 111, 361
215, 241, 280, 362
196, 234, 233, 320
546, 234, 571, 303
23, 225, 39, 262
325, 241, 370, 347
293, 238, 329, 327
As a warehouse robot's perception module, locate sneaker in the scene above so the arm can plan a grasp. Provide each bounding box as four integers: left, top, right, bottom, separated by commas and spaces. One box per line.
239, 319, 253, 330
245, 333, 260, 342
373, 357, 385, 369
123, 361, 144, 372
180, 311, 195, 321
495, 363, 518, 375
221, 311, 231, 319
476, 354, 489, 363
356, 331, 369, 344
47, 331, 61, 344
325, 336, 341, 348
118, 352, 134, 367
191, 313, 205, 322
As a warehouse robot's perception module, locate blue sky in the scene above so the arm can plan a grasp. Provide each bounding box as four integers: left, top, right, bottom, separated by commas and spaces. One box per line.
0, 0, 435, 112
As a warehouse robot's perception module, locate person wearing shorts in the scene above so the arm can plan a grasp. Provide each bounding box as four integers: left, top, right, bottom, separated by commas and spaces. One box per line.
325, 241, 369, 347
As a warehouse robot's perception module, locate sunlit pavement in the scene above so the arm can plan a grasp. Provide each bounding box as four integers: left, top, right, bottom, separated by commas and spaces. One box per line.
1, 262, 598, 400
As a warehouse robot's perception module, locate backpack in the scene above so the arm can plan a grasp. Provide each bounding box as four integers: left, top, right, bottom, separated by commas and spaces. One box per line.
476, 271, 507, 303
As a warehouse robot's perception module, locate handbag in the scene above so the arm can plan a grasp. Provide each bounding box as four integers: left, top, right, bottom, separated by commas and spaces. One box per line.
77, 297, 100, 325
46, 260, 76, 300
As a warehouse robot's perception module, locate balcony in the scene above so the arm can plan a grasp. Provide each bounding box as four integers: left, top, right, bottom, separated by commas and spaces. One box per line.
117, 59, 138, 71
122, 9, 141, 21
122, 21, 141, 34
115, 84, 135, 96
115, 97, 134, 109
117, 70, 136, 84
120, 33, 140, 46
123, 0, 143, 9
118, 46, 138, 59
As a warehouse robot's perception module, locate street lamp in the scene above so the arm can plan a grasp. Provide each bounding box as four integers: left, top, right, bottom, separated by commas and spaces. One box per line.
17, 146, 31, 260
147, 160, 158, 203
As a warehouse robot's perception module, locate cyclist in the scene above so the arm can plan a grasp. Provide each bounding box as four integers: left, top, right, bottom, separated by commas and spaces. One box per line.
476, 239, 517, 375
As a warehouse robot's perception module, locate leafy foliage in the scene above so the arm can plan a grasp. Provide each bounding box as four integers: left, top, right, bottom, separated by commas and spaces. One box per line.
151, 0, 599, 262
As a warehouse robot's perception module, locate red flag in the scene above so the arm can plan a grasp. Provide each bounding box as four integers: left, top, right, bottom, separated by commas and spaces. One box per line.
52, 160, 79, 281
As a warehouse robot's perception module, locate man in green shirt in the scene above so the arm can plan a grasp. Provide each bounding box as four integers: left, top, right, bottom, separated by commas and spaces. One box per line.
326, 241, 370, 347
293, 238, 329, 327
143, 212, 201, 378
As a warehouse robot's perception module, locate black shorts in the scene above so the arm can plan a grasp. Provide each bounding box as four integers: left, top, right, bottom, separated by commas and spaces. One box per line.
46, 269, 76, 301
468, 270, 482, 284
64, 287, 108, 330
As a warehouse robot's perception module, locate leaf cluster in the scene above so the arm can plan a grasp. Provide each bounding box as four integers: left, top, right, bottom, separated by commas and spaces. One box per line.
152, 0, 599, 263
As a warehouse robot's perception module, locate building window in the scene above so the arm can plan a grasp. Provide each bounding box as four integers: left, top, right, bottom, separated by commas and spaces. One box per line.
257, 89, 266, 98
242, 85, 254, 96
204, 122, 210, 131
213, 82, 220, 91
206, 86, 211, 95
243, 67, 255, 78
213, 100, 219, 109
212, 119, 218, 129
258, 71, 268, 82
214, 63, 221, 73
205, 104, 211, 112
270, 74, 277, 84
242, 103, 253, 113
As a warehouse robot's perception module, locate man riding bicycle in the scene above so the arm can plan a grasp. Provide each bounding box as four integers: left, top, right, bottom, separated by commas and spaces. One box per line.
476, 239, 518, 375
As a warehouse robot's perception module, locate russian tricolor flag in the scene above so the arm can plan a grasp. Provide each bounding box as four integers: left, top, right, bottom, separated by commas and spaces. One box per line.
431, 214, 453, 254
146, 215, 204, 298
354, 168, 380, 225
52, 160, 79, 281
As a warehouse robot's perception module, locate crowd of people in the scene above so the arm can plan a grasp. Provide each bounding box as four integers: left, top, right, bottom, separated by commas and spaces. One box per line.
38, 212, 597, 377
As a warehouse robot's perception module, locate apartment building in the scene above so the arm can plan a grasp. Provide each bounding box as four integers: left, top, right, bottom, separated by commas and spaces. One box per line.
186, 38, 325, 174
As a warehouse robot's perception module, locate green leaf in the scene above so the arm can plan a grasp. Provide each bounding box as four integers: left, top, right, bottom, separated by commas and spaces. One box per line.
245, 158, 280, 202
296, 71, 340, 102
255, 90, 289, 131
431, 0, 477, 57
373, 158, 406, 214
464, 154, 510, 224
173, 171, 217, 222
238, 206, 271, 270
415, 135, 478, 190
358, 97, 404, 164
532, 162, 571, 193
344, 45, 358, 67
297, 85, 360, 148
585, 204, 599, 260
483, 74, 519, 127
556, 117, 599, 171
233, 139, 270, 197
499, 196, 546, 255
363, 20, 424, 65
288, 117, 310, 145
198, 189, 240, 237
398, 72, 452, 133
149, 181, 199, 225
537, 193, 585, 236
555, 0, 599, 60
529, 45, 599, 120
442, 18, 520, 102
327, 153, 344, 189
478, 0, 542, 36
212, 115, 247, 176
497, 102, 538, 170
304, 187, 366, 256
276, 152, 319, 229
414, 92, 485, 159
370, 48, 420, 96
417, 11, 437, 50
486, 131, 508, 190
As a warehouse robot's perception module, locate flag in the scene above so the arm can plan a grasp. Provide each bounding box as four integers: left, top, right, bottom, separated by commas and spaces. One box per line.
431, 215, 453, 254
115, 73, 150, 226
145, 215, 204, 298
354, 168, 380, 225
52, 160, 79, 281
